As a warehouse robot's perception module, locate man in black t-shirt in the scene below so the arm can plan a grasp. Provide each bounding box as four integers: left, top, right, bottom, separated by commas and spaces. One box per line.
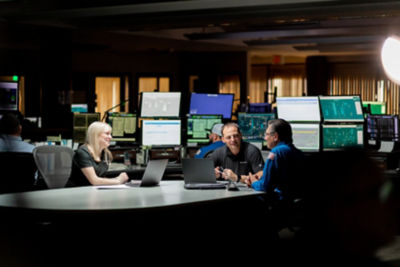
210, 122, 264, 182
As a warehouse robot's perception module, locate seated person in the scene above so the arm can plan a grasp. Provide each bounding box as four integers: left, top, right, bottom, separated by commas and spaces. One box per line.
67, 121, 129, 187
0, 113, 35, 153
194, 123, 225, 158
210, 122, 264, 182
246, 119, 304, 201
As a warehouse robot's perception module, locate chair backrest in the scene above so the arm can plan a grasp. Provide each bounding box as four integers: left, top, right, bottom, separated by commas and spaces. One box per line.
0, 152, 37, 193
33, 146, 73, 189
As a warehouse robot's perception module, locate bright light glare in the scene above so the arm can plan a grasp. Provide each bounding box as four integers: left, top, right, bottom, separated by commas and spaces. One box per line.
381, 36, 400, 85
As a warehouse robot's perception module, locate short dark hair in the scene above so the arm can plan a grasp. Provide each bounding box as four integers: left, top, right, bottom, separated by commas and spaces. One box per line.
0, 113, 21, 135
268, 119, 293, 143
221, 122, 241, 137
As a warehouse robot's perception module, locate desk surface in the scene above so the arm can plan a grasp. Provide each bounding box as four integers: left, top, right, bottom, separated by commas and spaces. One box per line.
0, 181, 263, 212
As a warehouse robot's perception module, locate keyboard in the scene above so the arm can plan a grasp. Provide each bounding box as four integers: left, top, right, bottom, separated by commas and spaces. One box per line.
184, 183, 227, 190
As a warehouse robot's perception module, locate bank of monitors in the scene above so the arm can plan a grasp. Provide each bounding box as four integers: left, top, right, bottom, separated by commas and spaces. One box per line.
276, 97, 321, 122
322, 124, 364, 150
140, 92, 181, 118
291, 123, 320, 152
107, 113, 137, 143
319, 95, 364, 122
238, 113, 275, 143
366, 114, 399, 141
187, 114, 222, 145
142, 120, 181, 147
73, 113, 101, 144
0, 81, 18, 111
189, 93, 234, 119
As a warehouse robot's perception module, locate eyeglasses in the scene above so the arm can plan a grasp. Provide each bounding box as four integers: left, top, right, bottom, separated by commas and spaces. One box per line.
224, 134, 241, 140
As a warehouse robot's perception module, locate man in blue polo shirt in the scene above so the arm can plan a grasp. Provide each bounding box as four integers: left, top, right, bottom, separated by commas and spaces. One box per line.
194, 123, 225, 159
246, 119, 304, 202
0, 113, 35, 153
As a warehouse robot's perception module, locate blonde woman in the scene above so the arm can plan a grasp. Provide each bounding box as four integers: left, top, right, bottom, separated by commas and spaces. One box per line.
68, 121, 129, 186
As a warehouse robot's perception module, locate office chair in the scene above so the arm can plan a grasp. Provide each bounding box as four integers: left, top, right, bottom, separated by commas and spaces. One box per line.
0, 152, 37, 193
33, 146, 73, 189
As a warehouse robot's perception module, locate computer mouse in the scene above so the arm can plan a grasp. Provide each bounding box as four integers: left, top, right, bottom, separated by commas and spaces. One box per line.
227, 182, 239, 191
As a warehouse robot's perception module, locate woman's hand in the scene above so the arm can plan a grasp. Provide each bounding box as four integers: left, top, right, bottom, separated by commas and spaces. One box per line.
116, 172, 129, 184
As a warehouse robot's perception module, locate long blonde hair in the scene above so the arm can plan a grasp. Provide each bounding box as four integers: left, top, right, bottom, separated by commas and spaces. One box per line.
85, 121, 113, 163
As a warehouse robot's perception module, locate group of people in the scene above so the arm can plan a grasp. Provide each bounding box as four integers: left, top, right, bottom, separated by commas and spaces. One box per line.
1, 112, 397, 264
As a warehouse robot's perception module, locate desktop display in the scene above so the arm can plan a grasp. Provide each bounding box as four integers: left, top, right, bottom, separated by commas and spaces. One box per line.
366, 114, 399, 141
71, 104, 88, 113
140, 92, 181, 117
107, 113, 137, 142
187, 114, 222, 144
322, 124, 364, 150
319, 95, 364, 122
362, 101, 386, 115
238, 112, 276, 143
290, 123, 320, 152
276, 96, 321, 122
248, 103, 271, 113
73, 113, 101, 143
0, 81, 18, 111
142, 120, 181, 146
189, 93, 234, 119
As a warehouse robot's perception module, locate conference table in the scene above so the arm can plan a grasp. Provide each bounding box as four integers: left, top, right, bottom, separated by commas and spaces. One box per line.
0, 181, 267, 265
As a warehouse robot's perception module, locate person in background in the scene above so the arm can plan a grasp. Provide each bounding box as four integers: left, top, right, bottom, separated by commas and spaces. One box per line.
245, 119, 304, 202
67, 121, 129, 187
210, 122, 264, 182
0, 113, 35, 153
194, 123, 225, 158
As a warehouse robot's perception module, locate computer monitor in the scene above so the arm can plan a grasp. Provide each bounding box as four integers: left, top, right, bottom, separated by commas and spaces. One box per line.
290, 123, 320, 152
322, 124, 364, 150
366, 114, 399, 141
0, 81, 18, 111
140, 92, 181, 117
142, 120, 181, 146
248, 103, 271, 113
238, 112, 276, 143
187, 114, 222, 144
73, 113, 101, 144
71, 104, 88, 113
319, 95, 364, 122
189, 93, 234, 119
107, 113, 137, 143
362, 101, 386, 115
276, 96, 321, 122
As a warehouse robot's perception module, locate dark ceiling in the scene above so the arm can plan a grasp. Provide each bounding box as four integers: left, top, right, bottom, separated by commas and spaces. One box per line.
2, 0, 400, 60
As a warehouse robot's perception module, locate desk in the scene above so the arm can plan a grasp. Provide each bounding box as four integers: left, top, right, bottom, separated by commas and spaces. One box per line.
0, 182, 268, 265
0, 181, 263, 212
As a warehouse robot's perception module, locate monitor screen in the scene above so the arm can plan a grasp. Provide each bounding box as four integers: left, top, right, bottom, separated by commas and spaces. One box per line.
319, 95, 364, 122
366, 114, 399, 141
322, 124, 364, 150
187, 114, 222, 144
189, 93, 234, 119
238, 113, 276, 143
107, 113, 137, 142
362, 101, 386, 115
71, 104, 88, 113
276, 97, 321, 122
248, 103, 271, 113
290, 123, 320, 152
0, 81, 18, 111
142, 120, 181, 146
140, 92, 181, 117
73, 113, 101, 143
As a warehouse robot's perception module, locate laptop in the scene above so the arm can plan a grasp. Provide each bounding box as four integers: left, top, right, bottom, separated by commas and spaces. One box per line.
182, 158, 227, 189
125, 159, 168, 187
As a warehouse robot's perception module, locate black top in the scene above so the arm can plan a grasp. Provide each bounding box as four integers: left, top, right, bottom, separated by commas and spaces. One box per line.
67, 145, 109, 187
210, 141, 264, 177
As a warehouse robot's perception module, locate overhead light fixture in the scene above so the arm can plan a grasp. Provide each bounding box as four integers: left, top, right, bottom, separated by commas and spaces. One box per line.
381, 35, 400, 85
